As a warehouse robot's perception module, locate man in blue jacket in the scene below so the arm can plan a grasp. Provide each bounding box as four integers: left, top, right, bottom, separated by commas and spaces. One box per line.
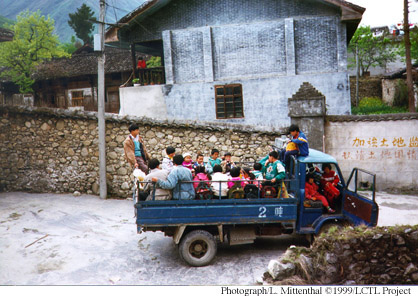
289, 124, 309, 156
151, 154, 195, 200
281, 124, 309, 170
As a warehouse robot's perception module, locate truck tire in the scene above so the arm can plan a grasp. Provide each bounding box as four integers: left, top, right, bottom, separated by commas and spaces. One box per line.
179, 230, 217, 267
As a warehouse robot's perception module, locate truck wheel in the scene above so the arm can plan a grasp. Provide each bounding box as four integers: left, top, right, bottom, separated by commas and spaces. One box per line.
179, 230, 217, 267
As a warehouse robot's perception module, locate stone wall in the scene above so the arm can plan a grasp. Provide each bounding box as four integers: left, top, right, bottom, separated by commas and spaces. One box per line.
0, 106, 280, 197
265, 225, 418, 285
349, 76, 382, 105
325, 114, 418, 192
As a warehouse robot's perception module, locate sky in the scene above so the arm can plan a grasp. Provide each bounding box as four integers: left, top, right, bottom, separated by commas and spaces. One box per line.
348, 0, 418, 28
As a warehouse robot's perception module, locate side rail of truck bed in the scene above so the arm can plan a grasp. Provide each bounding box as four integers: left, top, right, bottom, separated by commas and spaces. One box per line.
135, 197, 298, 228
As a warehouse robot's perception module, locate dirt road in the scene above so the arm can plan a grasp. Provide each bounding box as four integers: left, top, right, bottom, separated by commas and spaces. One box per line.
0, 191, 417, 285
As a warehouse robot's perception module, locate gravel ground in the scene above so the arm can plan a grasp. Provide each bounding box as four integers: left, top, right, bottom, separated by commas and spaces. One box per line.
0, 191, 417, 285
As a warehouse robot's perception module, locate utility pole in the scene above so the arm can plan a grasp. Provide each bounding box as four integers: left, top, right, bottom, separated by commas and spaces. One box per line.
404, 0, 415, 112
98, 0, 107, 199
355, 43, 359, 107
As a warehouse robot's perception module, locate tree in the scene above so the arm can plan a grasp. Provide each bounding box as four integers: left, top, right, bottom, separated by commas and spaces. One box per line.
410, 27, 418, 63
0, 10, 69, 93
146, 56, 162, 67
68, 4, 96, 45
403, 0, 415, 112
59, 36, 82, 54
348, 26, 397, 76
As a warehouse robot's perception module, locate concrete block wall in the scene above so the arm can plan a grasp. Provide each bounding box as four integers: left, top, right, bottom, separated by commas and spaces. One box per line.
325, 114, 418, 192
127, 0, 340, 43
166, 16, 344, 83
211, 21, 286, 80
294, 17, 338, 74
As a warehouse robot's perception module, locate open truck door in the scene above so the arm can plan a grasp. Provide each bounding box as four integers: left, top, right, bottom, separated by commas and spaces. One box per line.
343, 168, 379, 227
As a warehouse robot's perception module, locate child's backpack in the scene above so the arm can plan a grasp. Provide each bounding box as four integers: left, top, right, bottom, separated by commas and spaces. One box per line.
261, 185, 277, 198
244, 184, 259, 199
195, 181, 213, 200
228, 182, 245, 199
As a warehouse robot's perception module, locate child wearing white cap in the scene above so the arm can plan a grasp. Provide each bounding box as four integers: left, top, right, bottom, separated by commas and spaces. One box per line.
182, 152, 194, 172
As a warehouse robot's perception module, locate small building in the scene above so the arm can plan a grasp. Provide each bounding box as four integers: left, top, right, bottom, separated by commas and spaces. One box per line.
31, 46, 142, 113
106, 0, 364, 129
381, 63, 418, 107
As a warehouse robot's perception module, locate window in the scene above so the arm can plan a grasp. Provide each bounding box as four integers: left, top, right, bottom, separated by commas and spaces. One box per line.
71, 91, 84, 107
215, 84, 244, 119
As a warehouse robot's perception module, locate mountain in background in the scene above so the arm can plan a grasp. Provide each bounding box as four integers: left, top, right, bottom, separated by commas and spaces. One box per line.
0, 15, 15, 28
0, 0, 145, 42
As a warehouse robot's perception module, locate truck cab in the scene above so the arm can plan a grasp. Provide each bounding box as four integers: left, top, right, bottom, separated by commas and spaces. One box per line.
289, 149, 379, 237
134, 148, 379, 266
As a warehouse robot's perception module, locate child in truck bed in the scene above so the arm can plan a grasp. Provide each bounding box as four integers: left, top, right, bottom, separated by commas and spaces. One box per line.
193, 166, 211, 189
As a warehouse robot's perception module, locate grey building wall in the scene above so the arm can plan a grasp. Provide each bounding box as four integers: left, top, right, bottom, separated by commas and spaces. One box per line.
211, 21, 287, 80
294, 17, 338, 74
163, 72, 351, 129
125, 0, 352, 129
123, 0, 340, 43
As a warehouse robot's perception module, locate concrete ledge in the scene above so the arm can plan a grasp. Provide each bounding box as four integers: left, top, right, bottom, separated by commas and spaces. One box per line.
327, 113, 418, 122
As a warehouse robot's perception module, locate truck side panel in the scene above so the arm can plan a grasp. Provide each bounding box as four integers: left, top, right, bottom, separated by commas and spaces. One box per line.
135, 198, 298, 227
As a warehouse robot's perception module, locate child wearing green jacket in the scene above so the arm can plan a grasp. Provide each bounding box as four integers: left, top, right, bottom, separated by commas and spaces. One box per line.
259, 151, 286, 183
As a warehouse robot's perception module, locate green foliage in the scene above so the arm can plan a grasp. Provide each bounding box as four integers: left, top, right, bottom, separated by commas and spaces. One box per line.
146, 56, 162, 68
68, 4, 96, 45
0, 10, 69, 93
348, 26, 398, 76
358, 97, 386, 108
352, 97, 408, 115
58, 36, 82, 54
399, 27, 418, 63
393, 79, 409, 107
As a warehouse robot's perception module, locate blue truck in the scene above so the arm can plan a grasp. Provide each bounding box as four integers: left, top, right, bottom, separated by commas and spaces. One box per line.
134, 149, 379, 266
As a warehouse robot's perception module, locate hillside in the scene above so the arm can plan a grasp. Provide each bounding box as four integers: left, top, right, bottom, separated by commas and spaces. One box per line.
0, 15, 14, 28
0, 0, 145, 42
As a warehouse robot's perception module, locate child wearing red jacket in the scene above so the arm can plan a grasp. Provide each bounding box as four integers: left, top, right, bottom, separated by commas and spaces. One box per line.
305, 174, 335, 213
320, 164, 340, 207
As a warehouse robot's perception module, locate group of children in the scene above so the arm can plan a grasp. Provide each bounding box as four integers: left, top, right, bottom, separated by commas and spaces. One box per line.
141, 145, 288, 200
304, 163, 340, 213
125, 123, 340, 212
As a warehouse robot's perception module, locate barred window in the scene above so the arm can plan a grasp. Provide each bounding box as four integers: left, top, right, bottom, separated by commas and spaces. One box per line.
71, 91, 84, 107
215, 84, 244, 119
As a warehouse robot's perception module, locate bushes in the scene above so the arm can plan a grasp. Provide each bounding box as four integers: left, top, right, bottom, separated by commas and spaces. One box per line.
352, 97, 408, 115
393, 79, 409, 107
358, 97, 386, 108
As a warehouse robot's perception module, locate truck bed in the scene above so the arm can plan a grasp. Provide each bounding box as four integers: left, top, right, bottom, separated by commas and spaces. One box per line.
135, 197, 298, 227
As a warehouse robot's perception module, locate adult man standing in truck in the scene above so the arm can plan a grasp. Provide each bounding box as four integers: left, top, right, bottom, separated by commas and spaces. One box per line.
123, 123, 150, 174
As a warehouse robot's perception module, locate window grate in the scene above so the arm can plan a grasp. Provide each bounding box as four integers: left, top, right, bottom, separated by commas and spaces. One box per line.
215, 84, 244, 119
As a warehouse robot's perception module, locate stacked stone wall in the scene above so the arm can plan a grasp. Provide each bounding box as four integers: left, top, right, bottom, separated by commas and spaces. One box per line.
265, 225, 418, 285
349, 76, 382, 104
0, 106, 279, 197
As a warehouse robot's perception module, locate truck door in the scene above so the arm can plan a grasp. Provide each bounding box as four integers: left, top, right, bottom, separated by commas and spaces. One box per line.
342, 168, 379, 226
